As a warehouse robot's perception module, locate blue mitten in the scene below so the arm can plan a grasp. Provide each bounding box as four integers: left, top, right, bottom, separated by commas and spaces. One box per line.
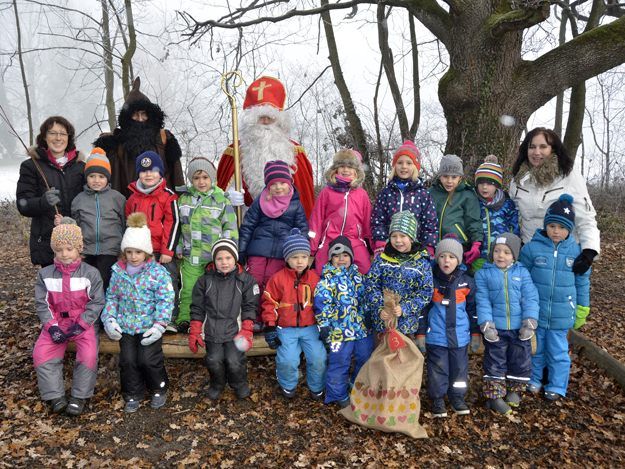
264, 326, 281, 350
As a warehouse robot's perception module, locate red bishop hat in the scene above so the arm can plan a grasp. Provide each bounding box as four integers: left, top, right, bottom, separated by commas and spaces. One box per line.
243, 76, 286, 111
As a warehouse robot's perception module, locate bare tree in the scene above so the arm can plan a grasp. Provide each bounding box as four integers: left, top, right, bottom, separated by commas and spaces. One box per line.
12, 0, 33, 145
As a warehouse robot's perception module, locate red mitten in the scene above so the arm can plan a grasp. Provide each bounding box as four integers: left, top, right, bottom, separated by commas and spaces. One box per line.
374, 240, 386, 256
188, 320, 205, 354
234, 319, 254, 352
425, 245, 435, 259
463, 241, 482, 265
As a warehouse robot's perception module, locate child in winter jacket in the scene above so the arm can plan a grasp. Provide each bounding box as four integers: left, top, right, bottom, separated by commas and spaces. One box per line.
429, 154, 482, 268
475, 233, 540, 415
309, 149, 373, 275
262, 229, 327, 400
71, 147, 126, 290
416, 235, 479, 417
125, 151, 179, 328
176, 157, 237, 332
314, 236, 374, 407
187, 239, 259, 401
519, 194, 591, 400
238, 160, 308, 327
472, 155, 519, 273
362, 211, 433, 337
33, 219, 105, 416
101, 213, 175, 413
371, 140, 438, 257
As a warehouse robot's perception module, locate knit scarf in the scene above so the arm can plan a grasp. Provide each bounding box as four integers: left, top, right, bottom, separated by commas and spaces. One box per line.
259, 186, 293, 218
329, 175, 352, 193
477, 187, 506, 211
433, 264, 458, 302
514, 154, 561, 188
126, 262, 146, 276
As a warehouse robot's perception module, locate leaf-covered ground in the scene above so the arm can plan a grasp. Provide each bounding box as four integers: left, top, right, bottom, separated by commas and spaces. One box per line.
1, 204, 624, 467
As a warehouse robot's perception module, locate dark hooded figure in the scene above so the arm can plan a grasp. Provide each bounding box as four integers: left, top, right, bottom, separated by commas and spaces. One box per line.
93, 77, 184, 198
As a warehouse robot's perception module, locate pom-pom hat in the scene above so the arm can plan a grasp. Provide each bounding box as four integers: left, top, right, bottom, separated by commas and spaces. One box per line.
51, 217, 83, 252
85, 147, 111, 181
392, 140, 421, 171
121, 212, 153, 254
544, 194, 575, 232
475, 154, 503, 188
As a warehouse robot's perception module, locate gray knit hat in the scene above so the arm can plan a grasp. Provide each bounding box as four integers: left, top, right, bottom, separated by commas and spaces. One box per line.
438, 154, 464, 177
435, 235, 464, 263
490, 232, 521, 262
186, 157, 217, 183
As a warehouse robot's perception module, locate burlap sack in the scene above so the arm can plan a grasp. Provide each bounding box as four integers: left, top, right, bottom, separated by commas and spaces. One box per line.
339, 290, 427, 439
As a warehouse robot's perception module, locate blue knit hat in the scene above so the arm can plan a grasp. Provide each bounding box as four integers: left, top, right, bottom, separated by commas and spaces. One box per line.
389, 211, 418, 241
136, 150, 164, 175
544, 194, 575, 232
283, 228, 310, 260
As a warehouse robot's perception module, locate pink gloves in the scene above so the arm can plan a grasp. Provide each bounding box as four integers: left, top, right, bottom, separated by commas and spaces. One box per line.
463, 241, 482, 265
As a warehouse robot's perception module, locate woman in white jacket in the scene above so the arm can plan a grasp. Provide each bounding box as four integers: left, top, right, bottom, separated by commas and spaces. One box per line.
509, 127, 600, 274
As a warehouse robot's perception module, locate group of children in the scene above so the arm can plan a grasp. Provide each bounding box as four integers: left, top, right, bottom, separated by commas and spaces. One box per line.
32, 140, 591, 420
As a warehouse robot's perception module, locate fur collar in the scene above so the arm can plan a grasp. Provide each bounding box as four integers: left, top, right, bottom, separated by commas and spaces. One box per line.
514, 155, 561, 188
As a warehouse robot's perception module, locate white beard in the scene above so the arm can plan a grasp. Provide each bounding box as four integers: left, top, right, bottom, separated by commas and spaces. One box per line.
239, 118, 295, 198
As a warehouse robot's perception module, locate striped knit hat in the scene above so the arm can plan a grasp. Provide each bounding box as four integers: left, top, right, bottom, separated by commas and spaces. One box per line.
544, 194, 575, 233
389, 211, 418, 241
282, 228, 310, 260
392, 140, 421, 171
264, 160, 293, 187
211, 238, 239, 262
85, 147, 111, 180
51, 217, 83, 252
186, 157, 216, 183
475, 155, 503, 188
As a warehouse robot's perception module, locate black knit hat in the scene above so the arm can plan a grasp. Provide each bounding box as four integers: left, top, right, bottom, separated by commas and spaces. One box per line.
328, 236, 354, 262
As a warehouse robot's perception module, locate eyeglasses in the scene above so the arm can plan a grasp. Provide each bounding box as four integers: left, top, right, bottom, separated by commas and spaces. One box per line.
47, 131, 69, 138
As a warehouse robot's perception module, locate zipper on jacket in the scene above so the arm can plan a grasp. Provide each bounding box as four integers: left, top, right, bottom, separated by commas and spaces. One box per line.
504, 269, 510, 329
340, 190, 350, 235
547, 244, 560, 327
151, 203, 156, 221
95, 192, 101, 255
399, 190, 404, 212
485, 208, 491, 254
294, 274, 301, 327
439, 194, 450, 237
454, 223, 468, 243
542, 187, 564, 203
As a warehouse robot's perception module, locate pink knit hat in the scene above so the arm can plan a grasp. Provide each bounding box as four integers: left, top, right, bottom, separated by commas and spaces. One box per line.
392, 140, 421, 171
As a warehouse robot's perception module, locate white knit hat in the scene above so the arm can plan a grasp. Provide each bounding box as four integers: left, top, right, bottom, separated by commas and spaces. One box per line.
121, 212, 153, 254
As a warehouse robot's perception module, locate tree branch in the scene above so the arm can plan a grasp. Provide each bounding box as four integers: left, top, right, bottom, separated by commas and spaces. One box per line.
487, 2, 550, 37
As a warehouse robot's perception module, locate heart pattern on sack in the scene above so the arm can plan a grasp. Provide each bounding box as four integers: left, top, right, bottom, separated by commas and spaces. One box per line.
377, 416, 386, 425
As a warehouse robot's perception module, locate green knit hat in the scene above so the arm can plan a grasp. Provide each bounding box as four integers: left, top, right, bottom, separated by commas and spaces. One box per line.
389, 211, 418, 241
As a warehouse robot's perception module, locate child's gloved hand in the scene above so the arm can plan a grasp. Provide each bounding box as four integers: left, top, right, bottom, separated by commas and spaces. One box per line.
141, 323, 166, 346
574, 305, 590, 330
519, 318, 538, 340
234, 319, 254, 352
425, 245, 435, 259
226, 189, 245, 207
67, 323, 85, 337
572, 249, 596, 275
470, 334, 482, 353
263, 326, 281, 350
188, 320, 205, 353
48, 324, 68, 344
415, 335, 426, 354
480, 321, 499, 343
463, 242, 482, 265
318, 325, 331, 343
373, 240, 386, 257
103, 318, 122, 341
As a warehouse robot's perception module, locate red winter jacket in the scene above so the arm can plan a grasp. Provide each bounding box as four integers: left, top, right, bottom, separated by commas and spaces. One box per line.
126, 179, 180, 256
261, 267, 319, 328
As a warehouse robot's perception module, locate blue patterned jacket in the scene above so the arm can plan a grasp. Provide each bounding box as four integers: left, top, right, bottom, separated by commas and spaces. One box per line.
477, 190, 520, 259
362, 247, 434, 334
314, 263, 368, 342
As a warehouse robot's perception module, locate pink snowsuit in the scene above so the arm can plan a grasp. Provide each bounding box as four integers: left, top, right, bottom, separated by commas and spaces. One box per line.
32, 259, 105, 400
309, 186, 373, 275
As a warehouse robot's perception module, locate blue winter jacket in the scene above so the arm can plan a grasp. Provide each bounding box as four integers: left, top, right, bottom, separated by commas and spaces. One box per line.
362, 247, 434, 335
477, 191, 520, 259
238, 189, 309, 259
417, 266, 477, 348
371, 177, 439, 249
519, 229, 590, 330
314, 263, 369, 343
475, 262, 539, 330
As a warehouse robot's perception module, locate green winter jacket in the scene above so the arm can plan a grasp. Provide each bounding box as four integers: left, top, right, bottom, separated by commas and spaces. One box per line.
177, 186, 238, 265
429, 180, 482, 247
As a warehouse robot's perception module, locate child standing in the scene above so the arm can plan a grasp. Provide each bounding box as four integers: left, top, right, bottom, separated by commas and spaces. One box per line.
314, 236, 374, 407
238, 160, 308, 327
416, 235, 479, 417
71, 147, 126, 290
177, 157, 238, 332
125, 151, 179, 327
101, 213, 175, 413
33, 218, 105, 416
188, 238, 259, 400
371, 140, 438, 257
262, 229, 327, 400
429, 154, 482, 268
475, 233, 540, 414
473, 155, 519, 272
519, 194, 591, 400
362, 211, 433, 337
309, 149, 372, 275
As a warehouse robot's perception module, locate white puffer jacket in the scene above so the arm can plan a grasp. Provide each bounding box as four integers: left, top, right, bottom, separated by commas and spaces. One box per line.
509, 169, 600, 254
